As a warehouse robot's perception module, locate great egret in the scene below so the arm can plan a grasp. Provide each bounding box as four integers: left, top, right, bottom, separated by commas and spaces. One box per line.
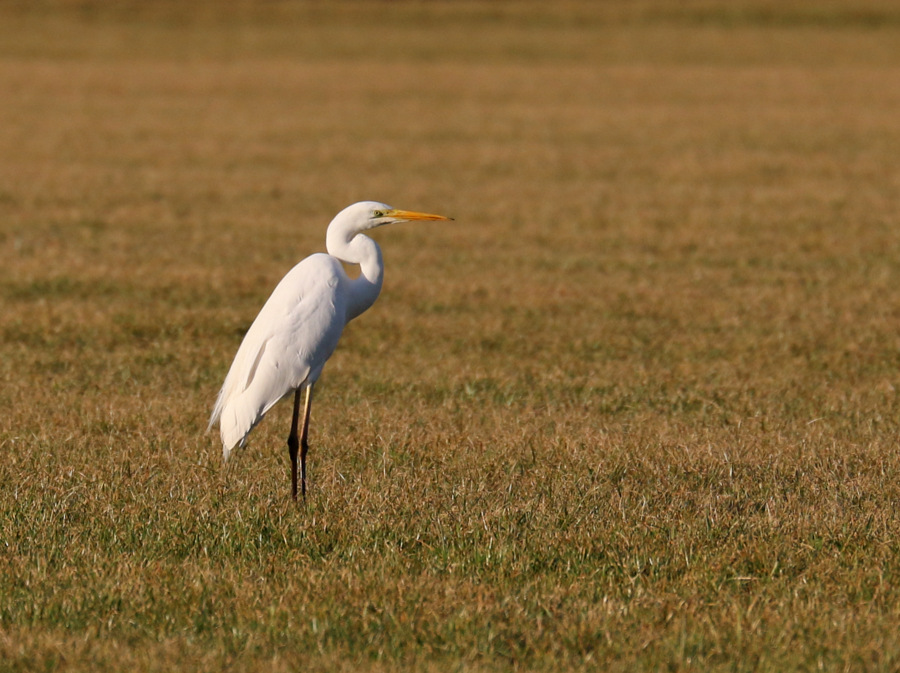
208, 201, 452, 499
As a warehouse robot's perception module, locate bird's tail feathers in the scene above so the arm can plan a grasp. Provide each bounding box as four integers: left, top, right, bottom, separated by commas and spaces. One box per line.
208, 386, 226, 434
207, 385, 251, 461
219, 392, 278, 462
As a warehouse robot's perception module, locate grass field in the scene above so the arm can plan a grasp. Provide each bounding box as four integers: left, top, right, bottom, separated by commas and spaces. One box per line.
2, 1, 900, 670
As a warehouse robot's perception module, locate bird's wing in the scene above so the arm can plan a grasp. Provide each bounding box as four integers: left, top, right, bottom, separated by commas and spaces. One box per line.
210, 254, 349, 456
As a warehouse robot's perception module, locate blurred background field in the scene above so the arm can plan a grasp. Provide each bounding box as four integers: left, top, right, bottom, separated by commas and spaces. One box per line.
1, 1, 900, 670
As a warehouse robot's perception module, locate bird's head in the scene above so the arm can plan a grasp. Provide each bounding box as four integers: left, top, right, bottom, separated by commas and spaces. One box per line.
351, 201, 452, 230
327, 201, 452, 249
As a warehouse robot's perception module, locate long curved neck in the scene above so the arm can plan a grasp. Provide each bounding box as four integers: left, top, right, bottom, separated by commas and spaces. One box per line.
326, 228, 384, 322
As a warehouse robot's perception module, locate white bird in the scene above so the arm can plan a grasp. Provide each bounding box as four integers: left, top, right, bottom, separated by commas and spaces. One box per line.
208, 201, 452, 499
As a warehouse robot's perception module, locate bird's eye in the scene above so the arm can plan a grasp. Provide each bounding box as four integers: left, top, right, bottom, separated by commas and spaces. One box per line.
373, 210, 385, 218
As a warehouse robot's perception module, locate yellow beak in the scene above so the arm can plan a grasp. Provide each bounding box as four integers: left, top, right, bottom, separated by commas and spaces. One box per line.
386, 209, 453, 222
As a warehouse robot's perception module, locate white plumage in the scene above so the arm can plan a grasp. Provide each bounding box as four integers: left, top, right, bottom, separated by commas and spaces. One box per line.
209, 254, 346, 456
208, 201, 451, 498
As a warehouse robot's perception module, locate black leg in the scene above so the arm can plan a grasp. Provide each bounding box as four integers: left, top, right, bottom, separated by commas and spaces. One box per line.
299, 384, 314, 498
287, 388, 302, 500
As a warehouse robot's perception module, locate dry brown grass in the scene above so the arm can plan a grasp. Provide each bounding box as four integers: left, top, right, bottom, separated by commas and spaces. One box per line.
2, 1, 900, 671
